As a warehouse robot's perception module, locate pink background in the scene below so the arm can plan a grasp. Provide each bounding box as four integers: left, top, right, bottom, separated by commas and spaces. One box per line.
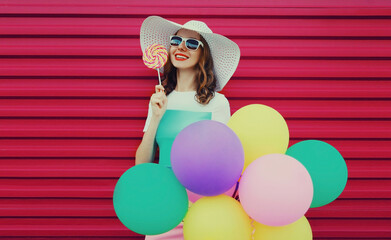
0, 0, 390, 239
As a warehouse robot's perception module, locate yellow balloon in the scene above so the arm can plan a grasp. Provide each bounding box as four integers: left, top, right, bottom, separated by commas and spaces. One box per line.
253, 216, 312, 240
183, 195, 252, 240
227, 104, 289, 172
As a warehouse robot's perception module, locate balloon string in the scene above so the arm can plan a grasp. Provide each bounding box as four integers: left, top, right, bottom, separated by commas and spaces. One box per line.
250, 219, 256, 240
232, 181, 239, 199
157, 69, 161, 85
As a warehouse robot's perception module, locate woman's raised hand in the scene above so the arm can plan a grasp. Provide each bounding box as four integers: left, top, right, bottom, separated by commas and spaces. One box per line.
150, 85, 168, 119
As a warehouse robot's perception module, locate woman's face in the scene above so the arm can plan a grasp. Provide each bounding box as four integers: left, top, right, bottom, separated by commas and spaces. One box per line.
170, 29, 202, 70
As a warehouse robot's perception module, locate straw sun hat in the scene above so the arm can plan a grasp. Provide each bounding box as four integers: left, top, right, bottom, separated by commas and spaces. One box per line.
140, 16, 240, 91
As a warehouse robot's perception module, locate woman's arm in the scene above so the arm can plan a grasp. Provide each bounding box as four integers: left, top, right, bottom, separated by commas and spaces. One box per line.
135, 117, 159, 165
135, 85, 167, 165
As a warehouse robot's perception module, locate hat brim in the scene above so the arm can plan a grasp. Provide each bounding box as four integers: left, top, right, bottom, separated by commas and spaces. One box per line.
140, 16, 240, 91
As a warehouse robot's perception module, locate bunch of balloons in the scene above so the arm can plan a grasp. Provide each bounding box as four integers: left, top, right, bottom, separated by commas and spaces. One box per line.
113, 104, 348, 240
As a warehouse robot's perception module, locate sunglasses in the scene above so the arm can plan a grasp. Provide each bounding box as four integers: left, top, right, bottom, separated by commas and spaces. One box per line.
170, 35, 204, 51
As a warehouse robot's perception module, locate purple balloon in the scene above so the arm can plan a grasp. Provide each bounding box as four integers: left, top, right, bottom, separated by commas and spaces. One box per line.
171, 120, 244, 196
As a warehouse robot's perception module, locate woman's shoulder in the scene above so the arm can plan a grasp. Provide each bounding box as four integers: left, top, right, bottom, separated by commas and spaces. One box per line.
209, 92, 229, 108
212, 92, 229, 103
210, 92, 231, 123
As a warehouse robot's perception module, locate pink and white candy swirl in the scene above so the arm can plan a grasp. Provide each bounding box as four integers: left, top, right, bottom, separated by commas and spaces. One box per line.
143, 44, 168, 69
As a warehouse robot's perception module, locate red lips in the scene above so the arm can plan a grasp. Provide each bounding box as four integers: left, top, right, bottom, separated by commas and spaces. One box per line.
174, 53, 189, 61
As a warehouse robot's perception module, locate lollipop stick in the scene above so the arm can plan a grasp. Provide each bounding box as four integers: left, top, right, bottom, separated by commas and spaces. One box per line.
157, 69, 161, 85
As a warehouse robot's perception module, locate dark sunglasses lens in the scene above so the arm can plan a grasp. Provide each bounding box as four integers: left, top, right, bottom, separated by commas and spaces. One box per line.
186, 39, 200, 50
170, 36, 182, 46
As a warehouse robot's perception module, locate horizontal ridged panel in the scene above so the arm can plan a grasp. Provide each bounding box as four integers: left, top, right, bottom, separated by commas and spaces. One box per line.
1, 159, 389, 178
0, 178, 390, 199
0, 198, 389, 218
0, 198, 116, 217
0, 157, 391, 178
1, 119, 390, 138
1, 79, 391, 99
0, 218, 135, 237
0, 158, 133, 178
0, 238, 140, 240
1, 17, 391, 37
0, 139, 390, 158
2, 59, 391, 78
1, 0, 391, 8
309, 219, 391, 238
3, 238, 390, 240
0, 218, 389, 238
1, 99, 390, 118
2, 38, 391, 57
2, 7, 391, 17
1, 1, 390, 239
1, 0, 391, 14
307, 199, 391, 218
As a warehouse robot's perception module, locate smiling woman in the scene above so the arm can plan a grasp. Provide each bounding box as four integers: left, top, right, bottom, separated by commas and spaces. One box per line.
164, 28, 214, 104
170, 30, 202, 69
134, 16, 241, 239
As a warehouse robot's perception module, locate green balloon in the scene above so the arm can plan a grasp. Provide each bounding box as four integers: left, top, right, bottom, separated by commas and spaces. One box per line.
113, 163, 188, 235
286, 140, 348, 208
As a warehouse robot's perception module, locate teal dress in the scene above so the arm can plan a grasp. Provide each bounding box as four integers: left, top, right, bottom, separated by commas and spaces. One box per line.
155, 109, 212, 168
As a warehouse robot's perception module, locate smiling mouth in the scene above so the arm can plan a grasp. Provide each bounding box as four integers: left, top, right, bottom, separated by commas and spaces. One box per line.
175, 54, 189, 61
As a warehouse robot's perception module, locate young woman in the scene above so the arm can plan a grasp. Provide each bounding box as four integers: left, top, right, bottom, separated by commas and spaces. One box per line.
136, 16, 240, 239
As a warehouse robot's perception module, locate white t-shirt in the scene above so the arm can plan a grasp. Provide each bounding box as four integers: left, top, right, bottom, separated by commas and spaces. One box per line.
143, 90, 231, 132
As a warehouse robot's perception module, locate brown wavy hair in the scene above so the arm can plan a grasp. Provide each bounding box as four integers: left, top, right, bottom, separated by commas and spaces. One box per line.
162, 33, 216, 105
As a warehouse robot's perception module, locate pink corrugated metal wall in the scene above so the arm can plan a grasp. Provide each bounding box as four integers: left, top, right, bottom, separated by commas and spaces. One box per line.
0, 0, 391, 239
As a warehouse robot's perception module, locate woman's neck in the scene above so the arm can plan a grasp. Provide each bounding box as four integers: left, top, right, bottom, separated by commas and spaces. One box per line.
175, 68, 197, 92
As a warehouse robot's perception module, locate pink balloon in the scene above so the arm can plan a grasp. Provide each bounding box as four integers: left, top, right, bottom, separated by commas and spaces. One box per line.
239, 154, 313, 226
187, 183, 238, 203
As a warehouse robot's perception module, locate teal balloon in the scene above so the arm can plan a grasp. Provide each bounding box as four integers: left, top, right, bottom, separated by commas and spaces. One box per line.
113, 163, 188, 235
286, 140, 348, 208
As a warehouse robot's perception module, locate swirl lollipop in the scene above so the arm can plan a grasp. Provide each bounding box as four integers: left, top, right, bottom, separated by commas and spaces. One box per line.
143, 44, 168, 85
